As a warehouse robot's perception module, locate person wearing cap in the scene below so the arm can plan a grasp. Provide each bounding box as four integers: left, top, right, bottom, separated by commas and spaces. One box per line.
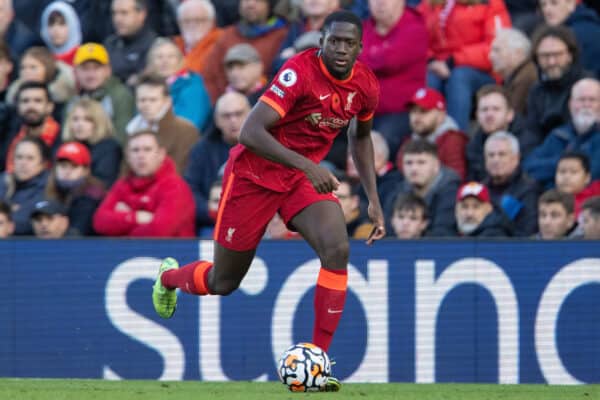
127, 74, 199, 174
68, 42, 135, 144
93, 130, 195, 237
385, 140, 460, 237
272, 0, 341, 73
454, 181, 513, 237
359, 0, 427, 158
3, 81, 61, 173
103, 0, 158, 86
30, 199, 78, 238
0, 200, 15, 238
45, 141, 107, 236
224, 43, 268, 105
396, 87, 468, 181
145, 37, 212, 131
173, 0, 223, 76
201, 0, 288, 103
0, 137, 51, 235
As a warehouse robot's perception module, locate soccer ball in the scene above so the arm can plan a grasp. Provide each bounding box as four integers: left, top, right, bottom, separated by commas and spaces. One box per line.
277, 342, 331, 392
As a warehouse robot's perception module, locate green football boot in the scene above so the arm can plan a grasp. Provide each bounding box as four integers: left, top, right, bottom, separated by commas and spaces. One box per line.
152, 257, 179, 318
320, 376, 341, 392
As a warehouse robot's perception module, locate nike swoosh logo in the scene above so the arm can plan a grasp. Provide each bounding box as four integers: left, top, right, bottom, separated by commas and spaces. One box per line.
319, 94, 331, 100
327, 308, 343, 314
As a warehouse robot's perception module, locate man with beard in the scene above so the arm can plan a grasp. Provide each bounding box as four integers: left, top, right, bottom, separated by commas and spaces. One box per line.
524, 77, 600, 187
3, 81, 60, 173
454, 181, 514, 237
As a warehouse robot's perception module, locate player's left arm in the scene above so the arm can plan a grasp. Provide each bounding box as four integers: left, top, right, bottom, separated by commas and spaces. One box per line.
348, 117, 386, 244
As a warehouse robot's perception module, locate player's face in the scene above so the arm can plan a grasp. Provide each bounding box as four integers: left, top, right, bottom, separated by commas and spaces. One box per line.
538, 202, 573, 239
476, 93, 513, 134
555, 158, 590, 194
391, 208, 427, 239
320, 21, 362, 80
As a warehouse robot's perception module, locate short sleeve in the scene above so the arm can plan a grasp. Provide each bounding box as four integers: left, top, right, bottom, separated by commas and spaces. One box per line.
259, 58, 306, 118
357, 70, 380, 121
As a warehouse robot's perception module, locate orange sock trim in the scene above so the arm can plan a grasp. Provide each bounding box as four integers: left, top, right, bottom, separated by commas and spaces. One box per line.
316, 268, 348, 291
192, 261, 213, 295
213, 172, 235, 241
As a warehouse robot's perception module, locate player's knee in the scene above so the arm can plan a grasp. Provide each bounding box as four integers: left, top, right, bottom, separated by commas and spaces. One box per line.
319, 240, 349, 269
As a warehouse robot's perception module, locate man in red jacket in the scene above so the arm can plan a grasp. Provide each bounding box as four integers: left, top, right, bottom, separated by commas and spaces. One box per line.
396, 87, 468, 180
92, 130, 195, 237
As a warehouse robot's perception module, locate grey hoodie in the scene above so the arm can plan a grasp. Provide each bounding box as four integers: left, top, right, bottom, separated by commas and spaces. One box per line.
40, 1, 82, 55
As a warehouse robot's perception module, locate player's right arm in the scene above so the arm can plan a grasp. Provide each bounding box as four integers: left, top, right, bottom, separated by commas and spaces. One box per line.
239, 99, 339, 194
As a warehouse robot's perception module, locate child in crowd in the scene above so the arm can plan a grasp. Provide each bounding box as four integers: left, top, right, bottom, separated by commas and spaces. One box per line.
390, 192, 429, 239
40, 1, 82, 65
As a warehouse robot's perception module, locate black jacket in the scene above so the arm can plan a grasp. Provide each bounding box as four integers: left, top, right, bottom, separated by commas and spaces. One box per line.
458, 207, 514, 237
484, 169, 540, 237
104, 26, 158, 84
0, 170, 49, 235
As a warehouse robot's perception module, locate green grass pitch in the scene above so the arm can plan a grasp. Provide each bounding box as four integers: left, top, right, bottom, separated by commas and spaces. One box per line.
0, 379, 598, 400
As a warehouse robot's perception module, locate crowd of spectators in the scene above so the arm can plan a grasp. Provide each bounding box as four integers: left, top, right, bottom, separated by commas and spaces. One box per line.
0, 0, 599, 241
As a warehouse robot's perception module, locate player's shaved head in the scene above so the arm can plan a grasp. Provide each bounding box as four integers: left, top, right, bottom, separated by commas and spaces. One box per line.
322, 10, 362, 38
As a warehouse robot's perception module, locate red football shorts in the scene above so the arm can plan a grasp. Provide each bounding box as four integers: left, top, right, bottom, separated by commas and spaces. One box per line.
213, 167, 338, 251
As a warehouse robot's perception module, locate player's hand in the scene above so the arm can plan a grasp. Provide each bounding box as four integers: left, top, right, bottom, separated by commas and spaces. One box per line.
303, 163, 340, 194
366, 202, 386, 245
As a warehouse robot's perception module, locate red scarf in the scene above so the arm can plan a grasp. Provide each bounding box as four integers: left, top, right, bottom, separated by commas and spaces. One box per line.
5, 117, 60, 172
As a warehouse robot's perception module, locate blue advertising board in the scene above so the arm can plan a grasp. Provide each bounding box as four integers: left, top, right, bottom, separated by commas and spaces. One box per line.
0, 239, 598, 384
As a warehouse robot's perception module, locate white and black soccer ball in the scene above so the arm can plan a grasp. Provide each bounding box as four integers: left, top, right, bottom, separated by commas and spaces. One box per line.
277, 342, 331, 392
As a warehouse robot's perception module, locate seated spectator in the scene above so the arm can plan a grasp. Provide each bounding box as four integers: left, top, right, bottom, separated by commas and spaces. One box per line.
454, 181, 514, 237
540, 0, 600, 76
360, 0, 427, 156
467, 85, 523, 181
396, 88, 468, 180
69, 43, 135, 144
145, 37, 211, 130
489, 28, 538, 115
173, 0, 223, 75
483, 131, 541, 236
0, 200, 14, 238
224, 43, 268, 105
535, 188, 577, 239
0, 40, 13, 101
30, 199, 78, 238
521, 25, 586, 155
198, 178, 222, 238
333, 176, 374, 239
0, 137, 51, 235
386, 140, 460, 236
62, 98, 122, 187
40, 1, 82, 65
127, 74, 199, 174
390, 192, 429, 239
45, 142, 106, 235
104, 0, 158, 85
580, 196, 600, 239
524, 77, 600, 187
0, 0, 39, 60
553, 151, 600, 216
347, 129, 402, 208
6, 46, 76, 119
93, 130, 195, 237
202, 0, 288, 103
4, 82, 61, 173
273, 0, 341, 73
418, 0, 511, 130
185, 92, 251, 230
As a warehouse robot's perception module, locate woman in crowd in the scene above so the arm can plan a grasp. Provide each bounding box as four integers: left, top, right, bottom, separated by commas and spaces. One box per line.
62, 98, 122, 188
40, 0, 82, 65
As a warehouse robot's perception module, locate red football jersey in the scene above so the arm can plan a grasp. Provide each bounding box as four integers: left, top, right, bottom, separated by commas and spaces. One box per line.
229, 49, 380, 192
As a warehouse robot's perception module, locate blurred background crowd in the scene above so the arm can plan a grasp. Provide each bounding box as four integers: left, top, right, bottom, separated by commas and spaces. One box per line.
0, 0, 599, 241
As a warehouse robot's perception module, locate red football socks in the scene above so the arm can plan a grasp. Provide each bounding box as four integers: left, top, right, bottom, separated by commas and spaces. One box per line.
312, 267, 348, 352
161, 261, 213, 295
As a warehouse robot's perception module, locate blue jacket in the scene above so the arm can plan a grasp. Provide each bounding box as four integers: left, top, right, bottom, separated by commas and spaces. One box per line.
0, 170, 49, 235
183, 127, 232, 228
170, 72, 212, 132
5, 19, 40, 60
566, 5, 600, 77
523, 122, 600, 187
